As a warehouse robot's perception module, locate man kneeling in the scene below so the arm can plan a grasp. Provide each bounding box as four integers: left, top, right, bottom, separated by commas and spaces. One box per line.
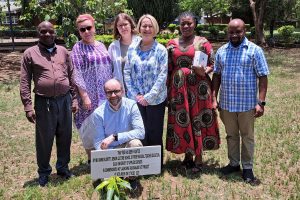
90, 78, 145, 189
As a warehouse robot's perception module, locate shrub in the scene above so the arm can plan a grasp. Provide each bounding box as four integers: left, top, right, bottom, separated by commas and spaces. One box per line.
208, 26, 219, 36
167, 24, 177, 33
277, 25, 295, 38
95, 34, 114, 47
195, 24, 204, 35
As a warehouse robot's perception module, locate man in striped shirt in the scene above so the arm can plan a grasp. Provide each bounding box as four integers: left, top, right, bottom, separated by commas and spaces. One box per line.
212, 19, 269, 184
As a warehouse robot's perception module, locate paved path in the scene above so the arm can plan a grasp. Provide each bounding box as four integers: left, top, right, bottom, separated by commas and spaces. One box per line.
0, 38, 38, 43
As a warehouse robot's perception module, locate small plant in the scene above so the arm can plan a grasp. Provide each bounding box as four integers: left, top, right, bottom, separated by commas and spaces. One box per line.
167, 23, 177, 33
95, 176, 131, 200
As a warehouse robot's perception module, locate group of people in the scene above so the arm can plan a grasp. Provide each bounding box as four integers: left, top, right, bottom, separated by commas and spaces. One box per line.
19, 11, 269, 188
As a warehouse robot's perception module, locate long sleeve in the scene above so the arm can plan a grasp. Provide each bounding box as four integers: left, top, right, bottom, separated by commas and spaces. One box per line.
92, 111, 106, 150
123, 49, 139, 98
143, 47, 168, 104
66, 51, 78, 106
19, 51, 33, 112
117, 102, 145, 144
70, 43, 87, 91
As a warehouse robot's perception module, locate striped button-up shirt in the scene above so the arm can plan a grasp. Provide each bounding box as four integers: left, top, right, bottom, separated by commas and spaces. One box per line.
214, 37, 269, 112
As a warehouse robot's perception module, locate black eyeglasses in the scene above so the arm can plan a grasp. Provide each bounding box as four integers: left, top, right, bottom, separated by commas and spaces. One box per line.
39, 30, 55, 34
79, 26, 92, 33
105, 89, 122, 96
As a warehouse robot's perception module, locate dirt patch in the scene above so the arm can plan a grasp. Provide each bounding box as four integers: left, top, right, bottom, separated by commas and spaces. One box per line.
0, 52, 22, 83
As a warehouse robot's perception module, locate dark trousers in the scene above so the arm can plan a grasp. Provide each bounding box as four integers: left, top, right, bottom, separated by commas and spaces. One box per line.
138, 101, 165, 166
34, 93, 72, 176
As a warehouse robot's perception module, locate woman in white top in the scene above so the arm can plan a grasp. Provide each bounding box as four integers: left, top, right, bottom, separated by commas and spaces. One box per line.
108, 13, 141, 91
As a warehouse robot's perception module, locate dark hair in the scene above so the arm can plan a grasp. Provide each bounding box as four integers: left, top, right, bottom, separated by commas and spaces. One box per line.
113, 13, 138, 39
178, 11, 198, 25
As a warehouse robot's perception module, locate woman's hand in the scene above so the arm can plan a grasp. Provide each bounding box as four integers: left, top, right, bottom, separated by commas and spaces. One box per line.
82, 95, 92, 110
136, 94, 149, 106
193, 65, 206, 77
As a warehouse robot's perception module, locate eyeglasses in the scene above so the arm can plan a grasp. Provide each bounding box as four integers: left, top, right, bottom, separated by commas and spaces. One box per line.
105, 89, 122, 96
117, 23, 129, 28
79, 26, 92, 33
39, 30, 55, 34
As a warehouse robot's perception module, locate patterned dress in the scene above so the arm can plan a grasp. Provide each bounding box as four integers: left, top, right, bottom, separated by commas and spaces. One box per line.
71, 41, 112, 148
166, 37, 220, 156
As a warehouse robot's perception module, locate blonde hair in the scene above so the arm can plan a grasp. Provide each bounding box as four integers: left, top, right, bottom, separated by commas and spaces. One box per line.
137, 14, 159, 37
76, 14, 95, 27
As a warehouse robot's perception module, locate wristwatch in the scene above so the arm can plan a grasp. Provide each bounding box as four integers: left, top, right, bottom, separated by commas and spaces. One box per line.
258, 100, 266, 107
113, 134, 118, 141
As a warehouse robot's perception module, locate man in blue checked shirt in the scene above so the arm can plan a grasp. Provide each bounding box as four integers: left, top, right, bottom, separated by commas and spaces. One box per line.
212, 19, 269, 184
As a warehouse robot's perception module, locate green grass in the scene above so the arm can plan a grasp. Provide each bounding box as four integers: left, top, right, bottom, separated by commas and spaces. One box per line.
0, 46, 299, 199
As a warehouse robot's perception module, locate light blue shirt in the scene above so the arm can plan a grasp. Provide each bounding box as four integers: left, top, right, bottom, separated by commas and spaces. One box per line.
124, 40, 168, 105
92, 97, 145, 149
214, 37, 270, 112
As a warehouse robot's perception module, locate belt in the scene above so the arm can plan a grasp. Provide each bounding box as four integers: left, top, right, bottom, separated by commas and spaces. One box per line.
35, 91, 69, 99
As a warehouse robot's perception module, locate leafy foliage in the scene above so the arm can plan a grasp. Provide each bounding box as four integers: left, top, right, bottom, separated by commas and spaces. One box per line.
127, 0, 180, 27
178, 0, 230, 24
95, 176, 131, 200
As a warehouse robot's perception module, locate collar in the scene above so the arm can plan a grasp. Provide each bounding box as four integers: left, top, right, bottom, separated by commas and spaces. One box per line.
38, 42, 57, 52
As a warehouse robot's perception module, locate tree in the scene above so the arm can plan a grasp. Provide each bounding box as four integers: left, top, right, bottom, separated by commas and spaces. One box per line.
127, 0, 179, 28
15, 0, 130, 46
178, 0, 230, 25
249, 0, 267, 45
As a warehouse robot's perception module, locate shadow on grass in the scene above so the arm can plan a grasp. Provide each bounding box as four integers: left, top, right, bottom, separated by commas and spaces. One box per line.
161, 158, 223, 179
23, 163, 90, 188
23, 174, 74, 188
70, 162, 90, 176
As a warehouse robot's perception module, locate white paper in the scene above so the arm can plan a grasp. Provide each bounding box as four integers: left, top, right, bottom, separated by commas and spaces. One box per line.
193, 51, 208, 69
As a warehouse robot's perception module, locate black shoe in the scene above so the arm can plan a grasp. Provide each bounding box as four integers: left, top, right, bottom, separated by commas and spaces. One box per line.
38, 175, 49, 187
242, 169, 256, 183
220, 164, 240, 175
129, 179, 139, 191
57, 170, 75, 179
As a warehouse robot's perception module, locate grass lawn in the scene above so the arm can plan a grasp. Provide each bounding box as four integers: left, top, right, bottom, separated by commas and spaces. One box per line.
0, 45, 299, 199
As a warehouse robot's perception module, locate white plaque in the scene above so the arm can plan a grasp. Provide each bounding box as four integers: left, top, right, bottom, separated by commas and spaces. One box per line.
91, 146, 161, 179
193, 51, 208, 68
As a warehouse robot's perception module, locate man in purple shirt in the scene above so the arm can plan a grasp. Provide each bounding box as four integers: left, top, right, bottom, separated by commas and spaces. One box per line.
20, 21, 78, 187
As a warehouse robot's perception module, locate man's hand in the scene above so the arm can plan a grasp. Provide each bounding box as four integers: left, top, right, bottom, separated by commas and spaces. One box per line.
254, 104, 264, 118
26, 110, 36, 123
100, 135, 115, 150
72, 102, 79, 114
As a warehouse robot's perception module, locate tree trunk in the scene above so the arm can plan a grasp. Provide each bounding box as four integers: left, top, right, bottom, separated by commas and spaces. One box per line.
249, 0, 267, 46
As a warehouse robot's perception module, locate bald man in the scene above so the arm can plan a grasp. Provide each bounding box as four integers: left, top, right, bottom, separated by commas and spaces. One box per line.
20, 21, 78, 186
212, 19, 269, 184
91, 79, 145, 151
